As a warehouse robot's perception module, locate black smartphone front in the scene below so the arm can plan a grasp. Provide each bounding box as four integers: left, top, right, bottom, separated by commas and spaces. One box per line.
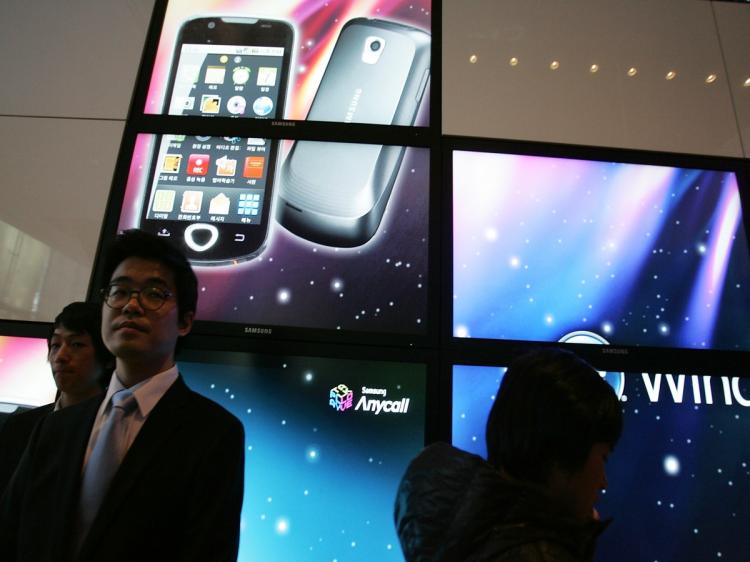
139, 17, 293, 264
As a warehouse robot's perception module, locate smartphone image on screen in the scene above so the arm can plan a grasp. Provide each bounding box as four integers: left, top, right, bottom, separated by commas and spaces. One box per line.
277, 18, 430, 247
139, 17, 293, 264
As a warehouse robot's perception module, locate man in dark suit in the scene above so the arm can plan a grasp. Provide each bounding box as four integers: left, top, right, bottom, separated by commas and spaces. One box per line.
0, 229, 245, 562
0, 301, 112, 496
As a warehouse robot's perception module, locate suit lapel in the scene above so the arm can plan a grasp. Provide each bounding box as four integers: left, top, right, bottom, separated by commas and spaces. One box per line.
78, 376, 193, 557
50, 397, 102, 557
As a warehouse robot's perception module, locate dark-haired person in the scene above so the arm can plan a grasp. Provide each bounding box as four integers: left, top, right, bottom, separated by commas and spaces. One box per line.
394, 348, 623, 562
0, 229, 245, 562
0, 301, 112, 496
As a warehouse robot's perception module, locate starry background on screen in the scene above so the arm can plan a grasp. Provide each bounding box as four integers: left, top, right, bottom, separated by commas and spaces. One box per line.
119, 137, 430, 336
452, 151, 750, 351
181, 351, 426, 561
452, 365, 750, 562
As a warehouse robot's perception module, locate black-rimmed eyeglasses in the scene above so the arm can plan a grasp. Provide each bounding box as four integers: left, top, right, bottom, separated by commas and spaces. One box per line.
101, 284, 173, 311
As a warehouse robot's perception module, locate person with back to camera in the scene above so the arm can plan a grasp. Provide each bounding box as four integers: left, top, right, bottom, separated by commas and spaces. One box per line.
394, 348, 623, 562
0, 229, 245, 562
0, 301, 113, 496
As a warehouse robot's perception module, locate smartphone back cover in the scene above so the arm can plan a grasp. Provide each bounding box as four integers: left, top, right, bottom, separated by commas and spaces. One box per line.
277, 18, 430, 247
307, 18, 429, 125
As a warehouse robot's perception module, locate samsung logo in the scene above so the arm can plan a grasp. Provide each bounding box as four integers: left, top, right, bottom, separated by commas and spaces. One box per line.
271, 120, 295, 127
244, 326, 273, 335
601, 348, 629, 355
345, 88, 363, 123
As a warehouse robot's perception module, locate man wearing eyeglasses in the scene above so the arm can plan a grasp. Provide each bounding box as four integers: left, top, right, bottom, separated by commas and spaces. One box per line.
0, 229, 244, 562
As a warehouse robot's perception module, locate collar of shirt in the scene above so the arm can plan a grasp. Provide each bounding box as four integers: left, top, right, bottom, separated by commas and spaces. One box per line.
101, 365, 179, 419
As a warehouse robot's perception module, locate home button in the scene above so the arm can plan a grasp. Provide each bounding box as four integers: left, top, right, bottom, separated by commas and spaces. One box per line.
184, 224, 219, 252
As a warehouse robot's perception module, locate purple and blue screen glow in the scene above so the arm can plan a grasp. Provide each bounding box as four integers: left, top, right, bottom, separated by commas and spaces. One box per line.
452, 365, 750, 561
181, 351, 426, 561
119, 136, 429, 335
192, 142, 428, 332
452, 151, 750, 351
0, 336, 56, 410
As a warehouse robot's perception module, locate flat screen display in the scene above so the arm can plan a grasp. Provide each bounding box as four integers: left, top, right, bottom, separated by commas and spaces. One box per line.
114, 134, 429, 337
0, 336, 55, 412
145, 0, 432, 127
452, 150, 750, 352
179, 350, 427, 561
452, 364, 750, 561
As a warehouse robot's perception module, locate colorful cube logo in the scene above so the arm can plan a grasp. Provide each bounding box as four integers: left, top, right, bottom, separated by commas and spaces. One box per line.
329, 384, 354, 412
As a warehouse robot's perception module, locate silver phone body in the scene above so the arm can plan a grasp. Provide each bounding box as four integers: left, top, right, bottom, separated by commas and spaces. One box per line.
277, 18, 430, 247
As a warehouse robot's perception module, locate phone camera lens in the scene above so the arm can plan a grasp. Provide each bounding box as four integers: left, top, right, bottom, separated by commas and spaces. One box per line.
207, 21, 216, 29
370, 40, 382, 52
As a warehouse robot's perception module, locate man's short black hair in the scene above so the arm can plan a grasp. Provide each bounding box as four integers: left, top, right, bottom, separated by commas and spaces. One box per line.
485, 348, 623, 484
100, 229, 198, 321
49, 301, 114, 383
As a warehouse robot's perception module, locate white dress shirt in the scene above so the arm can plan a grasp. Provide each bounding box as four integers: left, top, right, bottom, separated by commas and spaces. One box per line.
82, 365, 178, 470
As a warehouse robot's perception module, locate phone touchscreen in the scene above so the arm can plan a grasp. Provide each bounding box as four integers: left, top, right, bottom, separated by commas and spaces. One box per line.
168, 44, 285, 118
145, 135, 272, 228
139, 27, 289, 261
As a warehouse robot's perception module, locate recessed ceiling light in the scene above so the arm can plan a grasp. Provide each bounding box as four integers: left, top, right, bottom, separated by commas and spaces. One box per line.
706, 74, 717, 84
590, 64, 599, 73
509, 57, 519, 67
666, 71, 676, 80
550, 60, 560, 70
627, 67, 638, 77
469, 54, 478, 64
743, 77, 750, 88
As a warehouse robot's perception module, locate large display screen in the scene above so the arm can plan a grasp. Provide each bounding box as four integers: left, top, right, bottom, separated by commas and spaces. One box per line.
145, 0, 432, 127
115, 134, 429, 337
0, 336, 55, 413
179, 350, 426, 561
452, 150, 750, 352
452, 364, 750, 561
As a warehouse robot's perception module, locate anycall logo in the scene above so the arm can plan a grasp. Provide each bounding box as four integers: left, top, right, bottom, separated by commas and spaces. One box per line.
329, 384, 411, 415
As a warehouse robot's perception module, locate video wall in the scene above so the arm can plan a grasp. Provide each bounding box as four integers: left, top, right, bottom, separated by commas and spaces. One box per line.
0, 1, 741, 561
452, 364, 750, 561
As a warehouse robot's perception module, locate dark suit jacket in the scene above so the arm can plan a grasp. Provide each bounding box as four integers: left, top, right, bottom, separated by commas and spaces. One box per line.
0, 376, 244, 562
0, 403, 55, 496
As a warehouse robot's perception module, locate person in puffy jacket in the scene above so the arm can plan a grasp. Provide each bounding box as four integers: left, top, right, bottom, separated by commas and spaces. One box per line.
395, 348, 623, 562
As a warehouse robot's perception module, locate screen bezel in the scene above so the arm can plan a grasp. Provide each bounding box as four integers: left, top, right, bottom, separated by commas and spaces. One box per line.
443, 136, 750, 374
